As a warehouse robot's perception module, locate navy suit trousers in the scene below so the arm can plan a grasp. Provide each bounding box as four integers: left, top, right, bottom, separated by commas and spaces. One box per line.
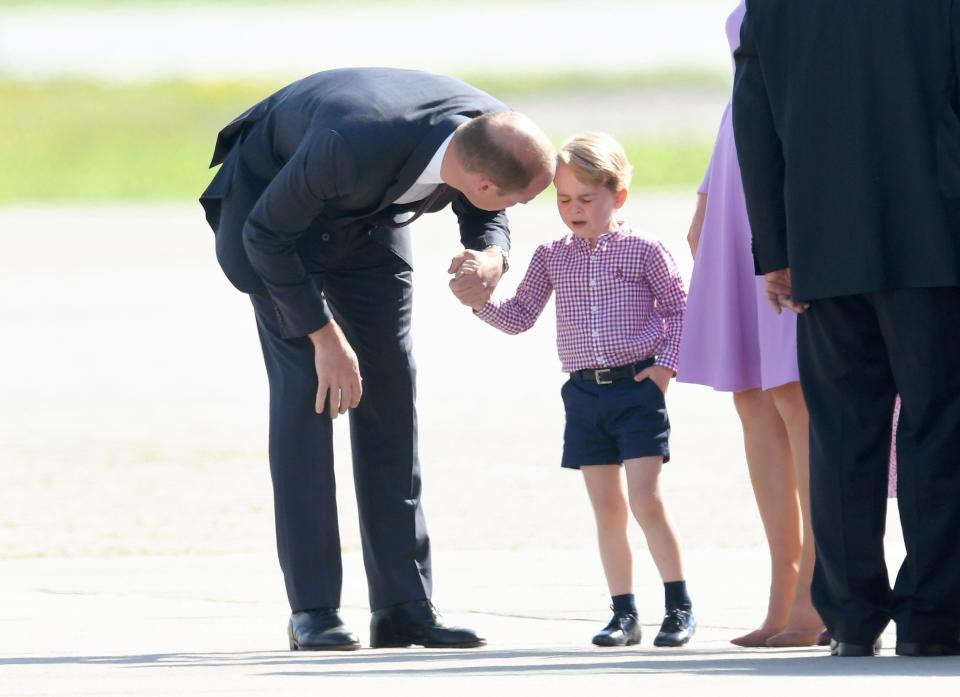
799, 286, 960, 644
251, 227, 432, 612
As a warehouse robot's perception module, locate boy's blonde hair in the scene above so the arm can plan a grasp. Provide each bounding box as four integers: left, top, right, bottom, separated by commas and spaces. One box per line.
557, 132, 633, 193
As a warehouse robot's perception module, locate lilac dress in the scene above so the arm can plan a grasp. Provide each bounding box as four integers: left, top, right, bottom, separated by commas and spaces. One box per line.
677, 1, 898, 496
677, 1, 800, 393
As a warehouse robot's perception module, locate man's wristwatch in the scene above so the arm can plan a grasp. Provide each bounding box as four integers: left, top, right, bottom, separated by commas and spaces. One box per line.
484, 244, 509, 273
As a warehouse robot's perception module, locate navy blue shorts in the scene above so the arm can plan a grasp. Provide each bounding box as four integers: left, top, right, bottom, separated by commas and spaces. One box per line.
560, 360, 671, 469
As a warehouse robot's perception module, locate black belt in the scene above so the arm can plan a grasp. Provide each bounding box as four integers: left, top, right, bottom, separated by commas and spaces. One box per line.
571, 358, 654, 385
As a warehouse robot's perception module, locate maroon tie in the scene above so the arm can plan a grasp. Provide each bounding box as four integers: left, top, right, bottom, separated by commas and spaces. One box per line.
368, 184, 450, 229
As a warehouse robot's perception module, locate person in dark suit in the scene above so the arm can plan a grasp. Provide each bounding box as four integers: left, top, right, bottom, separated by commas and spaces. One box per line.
199, 68, 555, 650
733, 1, 960, 657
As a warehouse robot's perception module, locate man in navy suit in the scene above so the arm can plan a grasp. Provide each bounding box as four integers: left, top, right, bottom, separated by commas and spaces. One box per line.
200, 68, 555, 650
734, 1, 960, 657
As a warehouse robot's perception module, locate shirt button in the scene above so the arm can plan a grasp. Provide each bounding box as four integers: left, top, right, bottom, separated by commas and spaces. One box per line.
591, 306, 598, 313
591, 330, 599, 337
589, 279, 597, 287
321, 233, 331, 241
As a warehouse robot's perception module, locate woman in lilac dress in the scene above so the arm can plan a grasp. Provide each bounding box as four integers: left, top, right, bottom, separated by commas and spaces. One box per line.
677, 1, 825, 647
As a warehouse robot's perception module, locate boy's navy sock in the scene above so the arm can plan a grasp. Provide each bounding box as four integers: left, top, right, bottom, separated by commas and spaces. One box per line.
612, 593, 638, 615
664, 581, 692, 610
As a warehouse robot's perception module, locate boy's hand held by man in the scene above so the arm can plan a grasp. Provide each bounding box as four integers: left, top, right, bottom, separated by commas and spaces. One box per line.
448, 248, 504, 308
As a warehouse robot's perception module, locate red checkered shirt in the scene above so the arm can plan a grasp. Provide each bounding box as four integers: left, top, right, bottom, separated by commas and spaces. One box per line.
476, 223, 687, 373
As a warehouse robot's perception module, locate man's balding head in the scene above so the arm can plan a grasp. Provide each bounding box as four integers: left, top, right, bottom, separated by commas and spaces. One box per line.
446, 112, 555, 211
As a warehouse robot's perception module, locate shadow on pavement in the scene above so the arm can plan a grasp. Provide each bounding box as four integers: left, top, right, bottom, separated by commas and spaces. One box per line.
3, 649, 959, 678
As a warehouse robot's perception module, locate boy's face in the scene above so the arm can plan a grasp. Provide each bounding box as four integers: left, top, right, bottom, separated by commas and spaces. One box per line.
554, 163, 626, 242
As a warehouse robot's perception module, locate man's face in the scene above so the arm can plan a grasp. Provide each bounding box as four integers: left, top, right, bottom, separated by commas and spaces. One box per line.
464, 170, 553, 211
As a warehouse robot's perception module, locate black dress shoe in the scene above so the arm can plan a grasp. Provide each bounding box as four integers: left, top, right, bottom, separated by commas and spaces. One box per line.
896, 640, 960, 657
288, 609, 360, 651
369, 600, 485, 648
829, 637, 882, 657
654, 607, 696, 647
592, 611, 642, 647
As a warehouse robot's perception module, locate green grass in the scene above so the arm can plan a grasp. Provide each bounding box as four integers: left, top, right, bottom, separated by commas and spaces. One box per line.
0, 79, 270, 201
0, 76, 714, 202
464, 68, 727, 95
622, 137, 712, 190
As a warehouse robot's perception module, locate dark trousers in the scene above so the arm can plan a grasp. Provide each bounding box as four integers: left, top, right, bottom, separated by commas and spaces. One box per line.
251, 228, 431, 612
798, 287, 960, 644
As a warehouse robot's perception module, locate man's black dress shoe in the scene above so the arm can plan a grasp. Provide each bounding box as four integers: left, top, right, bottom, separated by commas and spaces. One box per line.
369, 600, 485, 648
829, 637, 882, 657
288, 609, 360, 651
653, 607, 696, 647
592, 611, 642, 647
896, 640, 960, 657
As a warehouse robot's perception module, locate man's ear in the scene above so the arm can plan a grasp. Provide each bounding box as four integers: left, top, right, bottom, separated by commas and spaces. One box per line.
475, 175, 495, 193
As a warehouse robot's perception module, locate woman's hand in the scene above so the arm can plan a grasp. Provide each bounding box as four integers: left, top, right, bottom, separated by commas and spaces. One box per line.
687, 193, 708, 258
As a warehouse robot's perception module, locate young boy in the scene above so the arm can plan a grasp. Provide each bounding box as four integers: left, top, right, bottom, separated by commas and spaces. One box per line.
459, 132, 694, 647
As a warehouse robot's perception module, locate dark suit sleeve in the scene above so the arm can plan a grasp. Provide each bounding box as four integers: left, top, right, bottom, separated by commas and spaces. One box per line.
450, 192, 511, 254
732, 3, 789, 274
242, 129, 356, 338
954, 1, 960, 93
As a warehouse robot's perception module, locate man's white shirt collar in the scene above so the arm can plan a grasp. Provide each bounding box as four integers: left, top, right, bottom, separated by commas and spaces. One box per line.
392, 132, 454, 205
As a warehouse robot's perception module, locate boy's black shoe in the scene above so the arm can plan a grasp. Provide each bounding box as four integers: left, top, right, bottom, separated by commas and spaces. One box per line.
653, 607, 696, 647
592, 611, 642, 647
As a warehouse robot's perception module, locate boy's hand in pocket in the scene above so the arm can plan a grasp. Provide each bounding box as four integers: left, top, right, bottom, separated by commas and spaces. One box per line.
634, 365, 673, 394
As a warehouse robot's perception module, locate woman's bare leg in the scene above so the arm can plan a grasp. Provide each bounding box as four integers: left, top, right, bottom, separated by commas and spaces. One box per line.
730, 388, 803, 646
765, 381, 825, 646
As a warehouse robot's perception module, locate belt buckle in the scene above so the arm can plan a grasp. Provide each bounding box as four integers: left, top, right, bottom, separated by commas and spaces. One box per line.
594, 368, 613, 385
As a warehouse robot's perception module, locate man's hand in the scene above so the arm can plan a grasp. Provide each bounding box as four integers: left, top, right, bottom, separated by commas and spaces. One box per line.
308, 321, 362, 418
448, 247, 504, 309
634, 364, 674, 394
763, 268, 809, 315
450, 259, 488, 311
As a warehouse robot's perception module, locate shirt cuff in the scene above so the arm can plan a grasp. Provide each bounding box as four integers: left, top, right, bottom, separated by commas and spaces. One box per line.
654, 352, 680, 375
474, 301, 497, 321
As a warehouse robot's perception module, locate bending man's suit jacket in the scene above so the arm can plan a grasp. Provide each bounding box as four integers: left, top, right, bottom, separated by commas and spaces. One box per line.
200, 68, 511, 338
733, 0, 960, 301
